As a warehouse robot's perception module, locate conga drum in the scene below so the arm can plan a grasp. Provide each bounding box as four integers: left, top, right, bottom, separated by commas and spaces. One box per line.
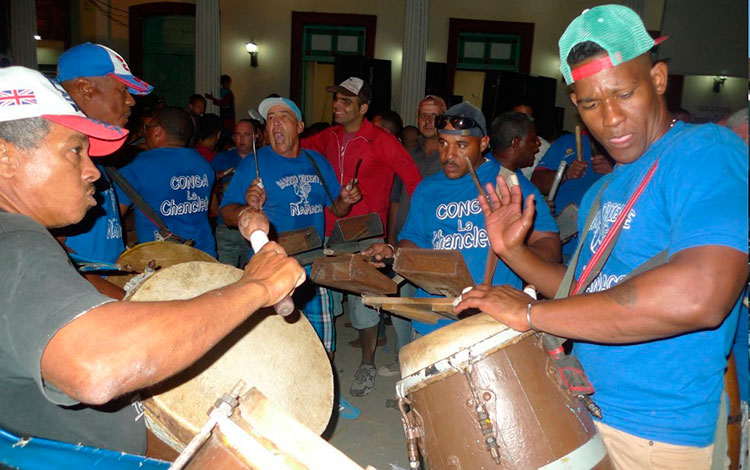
125, 261, 334, 452
108, 241, 217, 288
397, 314, 611, 470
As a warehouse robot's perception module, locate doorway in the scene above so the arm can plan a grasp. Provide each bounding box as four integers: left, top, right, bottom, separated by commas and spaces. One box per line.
129, 3, 195, 108
290, 12, 376, 123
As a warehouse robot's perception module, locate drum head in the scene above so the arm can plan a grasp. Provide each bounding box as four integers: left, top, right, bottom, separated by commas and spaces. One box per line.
107, 241, 217, 288
399, 313, 519, 378
126, 261, 334, 449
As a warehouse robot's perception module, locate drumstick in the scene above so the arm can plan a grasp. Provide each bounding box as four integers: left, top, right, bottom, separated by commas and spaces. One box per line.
248, 231, 295, 316
546, 160, 567, 202
239, 209, 295, 316
575, 125, 582, 162
464, 156, 489, 204
253, 134, 264, 189
464, 156, 499, 284
347, 158, 362, 190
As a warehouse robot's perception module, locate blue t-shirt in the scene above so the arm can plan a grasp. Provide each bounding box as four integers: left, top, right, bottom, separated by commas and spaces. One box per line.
65, 164, 124, 264
399, 159, 558, 335
536, 133, 604, 255
115, 147, 217, 257
733, 291, 748, 402
572, 122, 748, 446
211, 149, 248, 225
220, 147, 340, 246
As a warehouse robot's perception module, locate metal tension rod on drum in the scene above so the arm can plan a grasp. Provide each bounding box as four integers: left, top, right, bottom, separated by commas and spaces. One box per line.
463, 367, 503, 465
169, 381, 247, 470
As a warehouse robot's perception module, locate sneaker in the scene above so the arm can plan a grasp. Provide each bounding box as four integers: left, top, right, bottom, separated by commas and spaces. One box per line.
350, 364, 377, 397
337, 396, 361, 420
377, 361, 401, 377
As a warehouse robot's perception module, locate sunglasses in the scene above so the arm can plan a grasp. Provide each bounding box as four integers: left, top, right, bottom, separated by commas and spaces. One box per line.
435, 115, 485, 136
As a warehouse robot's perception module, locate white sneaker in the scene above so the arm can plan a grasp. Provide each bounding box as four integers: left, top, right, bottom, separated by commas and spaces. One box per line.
377, 361, 401, 377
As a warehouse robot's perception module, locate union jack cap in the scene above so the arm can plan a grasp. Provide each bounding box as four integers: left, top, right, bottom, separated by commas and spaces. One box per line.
56, 42, 153, 95
0, 67, 128, 156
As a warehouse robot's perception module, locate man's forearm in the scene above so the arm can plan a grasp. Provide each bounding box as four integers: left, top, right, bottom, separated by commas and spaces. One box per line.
529, 246, 746, 343
386, 202, 399, 245
527, 233, 562, 264
530, 169, 555, 195
221, 203, 246, 228
329, 197, 352, 218
500, 244, 567, 298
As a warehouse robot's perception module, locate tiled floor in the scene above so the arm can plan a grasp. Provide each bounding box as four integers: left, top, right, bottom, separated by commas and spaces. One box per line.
325, 316, 411, 470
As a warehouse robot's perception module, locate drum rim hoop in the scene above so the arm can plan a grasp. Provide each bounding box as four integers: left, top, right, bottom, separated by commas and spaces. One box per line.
397, 329, 534, 397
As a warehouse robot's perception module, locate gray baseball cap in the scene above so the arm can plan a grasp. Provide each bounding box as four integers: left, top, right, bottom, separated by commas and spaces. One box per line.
437, 102, 487, 137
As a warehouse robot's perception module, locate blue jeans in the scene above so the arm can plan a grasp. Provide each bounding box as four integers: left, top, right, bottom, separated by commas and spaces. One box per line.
215, 223, 250, 268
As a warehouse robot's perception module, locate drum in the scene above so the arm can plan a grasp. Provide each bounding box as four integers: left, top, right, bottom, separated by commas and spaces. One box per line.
171, 386, 372, 470
397, 314, 611, 470
107, 241, 217, 288
125, 261, 334, 452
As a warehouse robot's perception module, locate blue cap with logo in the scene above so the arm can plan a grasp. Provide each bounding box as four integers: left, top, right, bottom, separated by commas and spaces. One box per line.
57, 42, 153, 95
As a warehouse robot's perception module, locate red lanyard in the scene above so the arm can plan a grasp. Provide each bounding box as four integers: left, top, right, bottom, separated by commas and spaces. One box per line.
572, 160, 660, 295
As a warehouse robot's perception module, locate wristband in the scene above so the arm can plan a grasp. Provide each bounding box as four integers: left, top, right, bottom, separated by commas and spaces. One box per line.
526, 303, 535, 331
385, 243, 396, 256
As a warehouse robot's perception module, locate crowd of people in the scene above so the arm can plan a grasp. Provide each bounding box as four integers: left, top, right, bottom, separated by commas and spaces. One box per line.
0, 4, 747, 469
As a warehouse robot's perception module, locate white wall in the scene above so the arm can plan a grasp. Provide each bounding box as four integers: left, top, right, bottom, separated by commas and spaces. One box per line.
219, 0, 406, 121
78, 0, 747, 132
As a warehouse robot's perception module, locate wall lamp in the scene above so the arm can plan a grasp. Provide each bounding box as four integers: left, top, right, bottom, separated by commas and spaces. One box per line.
713, 75, 727, 93
245, 39, 258, 68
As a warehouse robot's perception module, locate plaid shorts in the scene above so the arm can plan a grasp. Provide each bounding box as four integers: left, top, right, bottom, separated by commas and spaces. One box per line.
295, 265, 335, 352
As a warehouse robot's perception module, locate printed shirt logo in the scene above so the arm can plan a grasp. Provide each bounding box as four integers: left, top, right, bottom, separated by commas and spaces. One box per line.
588, 201, 636, 253
276, 174, 324, 216
160, 174, 210, 216
104, 188, 122, 240
584, 201, 636, 293
431, 197, 488, 250
0, 89, 37, 106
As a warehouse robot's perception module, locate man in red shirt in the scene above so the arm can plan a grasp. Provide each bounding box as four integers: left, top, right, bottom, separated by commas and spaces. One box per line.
303, 77, 421, 396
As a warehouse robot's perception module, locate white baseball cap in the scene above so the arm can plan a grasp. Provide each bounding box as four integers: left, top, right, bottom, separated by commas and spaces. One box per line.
0, 67, 129, 156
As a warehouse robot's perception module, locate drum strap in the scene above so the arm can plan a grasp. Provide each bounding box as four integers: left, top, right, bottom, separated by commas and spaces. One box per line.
105, 167, 194, 246
540, 158, 665, 415
555, 158, 666, 300
302, 151, 345, 217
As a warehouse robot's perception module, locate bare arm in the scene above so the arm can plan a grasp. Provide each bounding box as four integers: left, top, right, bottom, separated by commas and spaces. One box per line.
531, 161, 588, 196
386, 202, 399, 246
480, 176, 567, 297
222, 179, 266, 228
530, 168, 555, 195
221, 203, 245, 228
328, 181, 361, 217
41, 242, 305, 405
457, 245, 747, 344
526, 230, 561, 264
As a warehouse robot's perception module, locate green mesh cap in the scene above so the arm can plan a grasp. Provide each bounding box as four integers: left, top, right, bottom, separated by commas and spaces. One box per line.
559, 4, 667, 84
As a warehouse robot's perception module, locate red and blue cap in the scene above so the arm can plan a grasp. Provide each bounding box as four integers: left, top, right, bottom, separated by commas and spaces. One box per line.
0, 67, 129, 156
56, 42, 153, 95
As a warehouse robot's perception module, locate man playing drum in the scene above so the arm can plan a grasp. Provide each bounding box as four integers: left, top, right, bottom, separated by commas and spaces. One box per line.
0, 67, 304, 455
367, 101, 559, 337
221, 96, 362, 356
455, 5, 748, 469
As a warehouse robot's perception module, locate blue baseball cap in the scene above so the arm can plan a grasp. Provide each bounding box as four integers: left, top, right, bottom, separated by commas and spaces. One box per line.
258, 97, 303, 121
56, 43, 153, 95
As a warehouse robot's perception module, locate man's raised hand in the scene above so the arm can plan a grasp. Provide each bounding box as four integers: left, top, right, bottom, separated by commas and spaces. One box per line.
479, 175, 536, 258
